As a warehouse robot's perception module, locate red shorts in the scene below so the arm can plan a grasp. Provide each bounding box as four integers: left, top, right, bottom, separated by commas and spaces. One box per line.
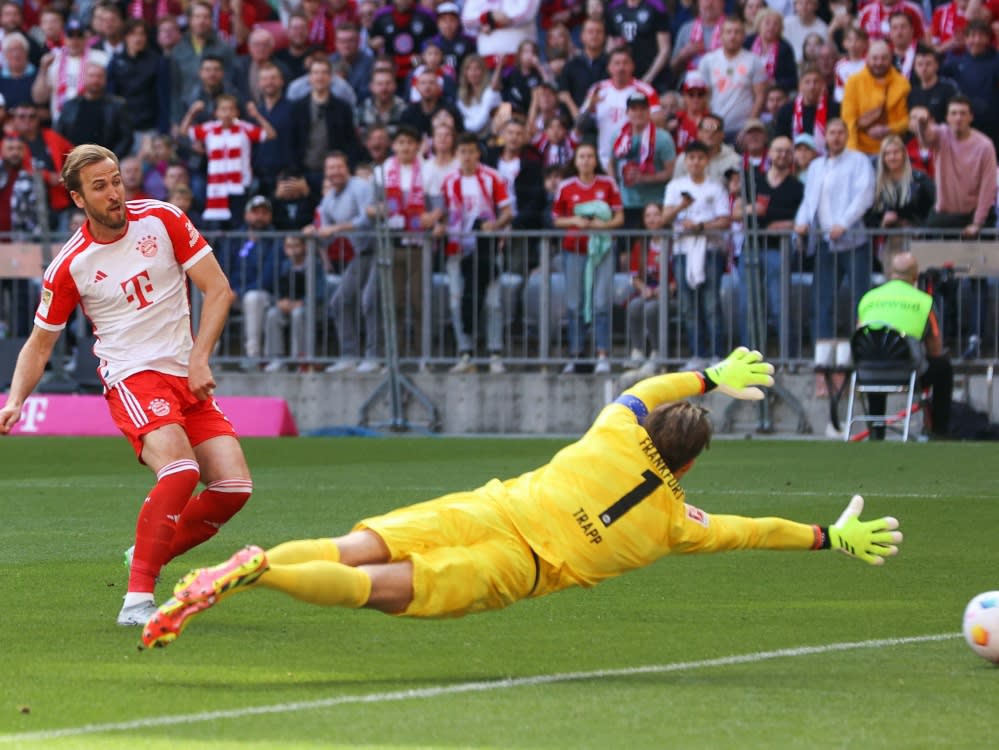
105, 371, 238, 458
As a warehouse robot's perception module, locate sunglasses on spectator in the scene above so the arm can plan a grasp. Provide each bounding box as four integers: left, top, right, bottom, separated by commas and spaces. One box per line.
685, 89, 707, 97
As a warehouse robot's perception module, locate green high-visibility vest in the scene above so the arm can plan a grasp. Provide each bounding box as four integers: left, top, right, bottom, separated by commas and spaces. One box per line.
856, 279, 933, 339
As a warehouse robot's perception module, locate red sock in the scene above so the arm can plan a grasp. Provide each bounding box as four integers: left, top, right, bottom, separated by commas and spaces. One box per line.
166, 479, 253, 562
129, 459, 201, 593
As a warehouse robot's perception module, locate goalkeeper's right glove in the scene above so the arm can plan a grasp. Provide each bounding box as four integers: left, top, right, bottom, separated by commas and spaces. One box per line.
703, 347, 775, 400
827, 495, 903, 565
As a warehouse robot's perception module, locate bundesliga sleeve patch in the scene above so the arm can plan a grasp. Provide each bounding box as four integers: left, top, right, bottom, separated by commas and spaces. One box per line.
615, 394, 649, 424
38, 288, 53, 317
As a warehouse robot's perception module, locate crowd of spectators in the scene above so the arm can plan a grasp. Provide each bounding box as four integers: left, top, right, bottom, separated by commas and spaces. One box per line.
0, 0, 997, 372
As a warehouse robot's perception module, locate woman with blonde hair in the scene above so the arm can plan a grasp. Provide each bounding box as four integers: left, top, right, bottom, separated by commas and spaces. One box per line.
456, 54, 503, 139
744, 8, 798, 92
864, 134, 934, 267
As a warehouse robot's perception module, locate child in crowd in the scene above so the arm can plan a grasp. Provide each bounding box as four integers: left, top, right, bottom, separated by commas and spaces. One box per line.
835, 25, 868, 103
181, 93, 276, 227
406, 39, 457, 104
532, 114, 579, 168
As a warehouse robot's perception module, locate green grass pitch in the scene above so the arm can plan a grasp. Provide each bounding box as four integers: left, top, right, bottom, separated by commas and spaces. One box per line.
1, 436, 998, 749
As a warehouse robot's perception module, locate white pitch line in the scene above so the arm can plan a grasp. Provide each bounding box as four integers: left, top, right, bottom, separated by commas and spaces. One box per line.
0, 632, 958, 744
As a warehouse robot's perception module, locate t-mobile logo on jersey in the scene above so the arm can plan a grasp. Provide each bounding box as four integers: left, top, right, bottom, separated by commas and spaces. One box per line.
121, 270, 155, 310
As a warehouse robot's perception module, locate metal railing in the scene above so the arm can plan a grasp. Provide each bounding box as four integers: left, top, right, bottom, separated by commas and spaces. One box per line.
2, 227, 997, 377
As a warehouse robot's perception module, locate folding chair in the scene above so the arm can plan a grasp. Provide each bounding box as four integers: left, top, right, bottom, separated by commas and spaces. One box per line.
843, 323, 921, 442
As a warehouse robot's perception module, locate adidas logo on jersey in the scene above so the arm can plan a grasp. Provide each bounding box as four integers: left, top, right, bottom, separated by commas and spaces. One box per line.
94, 270, 108, 283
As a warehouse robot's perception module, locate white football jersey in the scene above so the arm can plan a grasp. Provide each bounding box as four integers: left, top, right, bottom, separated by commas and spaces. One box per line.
587, 79, 662, 171
35, 200, 214, 389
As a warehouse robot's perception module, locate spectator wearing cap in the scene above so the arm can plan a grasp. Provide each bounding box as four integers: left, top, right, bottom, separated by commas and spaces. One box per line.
369, 0, 438, 89
774, 64, 839, 152
671, 0, 724, 76
941, 19, 999, 148
794, 117, 875, 342
331, 23, 375, 103
221, 194, 281, 367
738, 118, 769, 169
673, 71, 711, 152
526, 80, 574, 140
55, 63, 134, 157
273, 13, 314, 84
168, 1, 235, 120
558, 17, 609, 109
605, 0, 673, 90
792, 132, 819, 181
461, 0, 541, 73
428, 2, 476, 74
673, 112, 741, 186
32, 18, 109, 124
697, 17, 767, 141
579, 46, 662, 173
0, 33, 36, 111
610, 93, 676, 231
357, 67, 408, 136
841, 40, 910, 157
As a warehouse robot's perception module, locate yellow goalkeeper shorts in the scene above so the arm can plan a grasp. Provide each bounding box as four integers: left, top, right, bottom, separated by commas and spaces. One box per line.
355, 490, 540, 618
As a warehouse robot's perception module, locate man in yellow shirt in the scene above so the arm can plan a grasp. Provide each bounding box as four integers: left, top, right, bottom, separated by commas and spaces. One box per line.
141, 348, 903, 648
841, 39, 910, 155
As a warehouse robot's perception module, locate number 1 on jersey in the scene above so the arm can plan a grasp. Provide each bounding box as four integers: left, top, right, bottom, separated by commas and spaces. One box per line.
599, 470, 663, 527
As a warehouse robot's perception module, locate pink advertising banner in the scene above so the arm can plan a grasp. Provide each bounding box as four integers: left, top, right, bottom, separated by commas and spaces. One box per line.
2, 394, 298, 437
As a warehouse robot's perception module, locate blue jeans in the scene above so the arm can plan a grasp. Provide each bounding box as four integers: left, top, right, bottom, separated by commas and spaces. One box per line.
673, 251, 726, 358
562, 250, 613, 356
813, 241, 871, 340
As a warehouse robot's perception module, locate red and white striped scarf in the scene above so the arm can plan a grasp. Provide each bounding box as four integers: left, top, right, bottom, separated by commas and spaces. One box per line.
793, 93, 827, 153
384, 156, 426, 231
613, 121, 656, 171
194, 120, 261, 221
55, 49, 86, 113
751, 35, 778, 80
688, 18, 722, 70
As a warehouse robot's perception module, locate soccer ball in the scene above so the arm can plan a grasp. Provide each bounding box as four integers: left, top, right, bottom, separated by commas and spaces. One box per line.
962, 591, 999, 663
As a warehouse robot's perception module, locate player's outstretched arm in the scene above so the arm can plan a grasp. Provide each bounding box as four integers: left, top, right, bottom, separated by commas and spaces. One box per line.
621, 347, 775, 412
827, 494, 903, 565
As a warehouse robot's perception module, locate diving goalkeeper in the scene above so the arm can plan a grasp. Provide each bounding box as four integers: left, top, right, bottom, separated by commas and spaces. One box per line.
141, 348, 903, 649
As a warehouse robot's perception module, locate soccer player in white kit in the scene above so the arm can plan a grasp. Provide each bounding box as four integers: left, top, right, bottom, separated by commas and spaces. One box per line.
0, 144, 254, 626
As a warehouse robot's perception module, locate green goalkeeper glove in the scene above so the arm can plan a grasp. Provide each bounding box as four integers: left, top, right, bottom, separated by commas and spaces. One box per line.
828, 495, 902, 565
703, 347, 775, 400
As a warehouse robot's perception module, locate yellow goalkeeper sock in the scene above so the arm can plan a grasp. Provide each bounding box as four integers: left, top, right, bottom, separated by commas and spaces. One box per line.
257, 561, 372, 608
266, 538, 341, 565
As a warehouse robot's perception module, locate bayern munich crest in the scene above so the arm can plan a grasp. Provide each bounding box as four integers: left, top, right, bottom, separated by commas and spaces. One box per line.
148, 398, 170, 417
136, 235, 159, 258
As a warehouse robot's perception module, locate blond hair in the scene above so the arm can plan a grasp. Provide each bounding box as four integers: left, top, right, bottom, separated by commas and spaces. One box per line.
62, 144, 118, 195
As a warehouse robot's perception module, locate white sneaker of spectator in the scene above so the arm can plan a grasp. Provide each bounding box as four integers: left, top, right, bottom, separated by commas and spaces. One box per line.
489, 354, 506, 374
449, 353, 476, 374
326, 359, 357, 373
561, 361, 577, 374
356, 360, 382, 374
263, 360, 287, 373
626, 348, 645, 369
594, 354, 611, 374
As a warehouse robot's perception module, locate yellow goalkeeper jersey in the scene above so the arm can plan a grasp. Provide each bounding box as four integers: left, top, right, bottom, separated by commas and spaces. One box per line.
492, 372, 820, 588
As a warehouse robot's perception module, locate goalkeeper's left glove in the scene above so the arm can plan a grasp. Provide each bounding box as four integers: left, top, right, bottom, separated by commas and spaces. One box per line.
827, 495, 902, 565
703, 347, 775, 400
